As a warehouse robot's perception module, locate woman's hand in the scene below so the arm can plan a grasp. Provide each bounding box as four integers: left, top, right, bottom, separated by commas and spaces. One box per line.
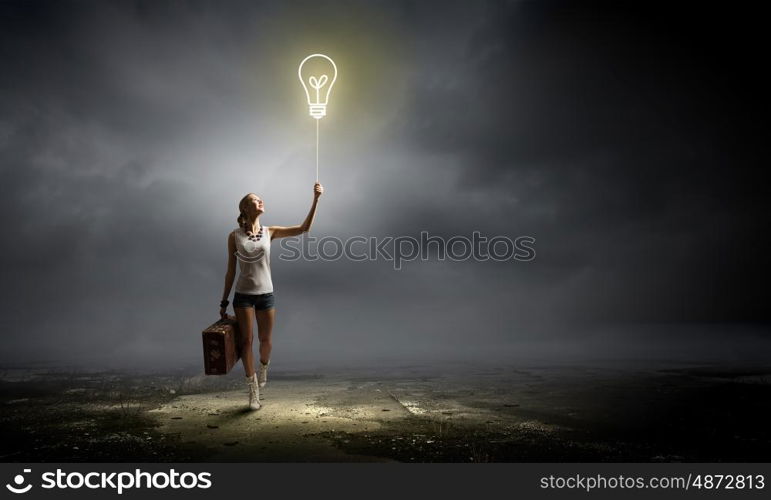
219, 306, 228, 320
314, 182, 324, 200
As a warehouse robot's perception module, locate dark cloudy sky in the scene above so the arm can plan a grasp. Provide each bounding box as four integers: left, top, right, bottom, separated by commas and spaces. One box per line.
1, 1, 769, 370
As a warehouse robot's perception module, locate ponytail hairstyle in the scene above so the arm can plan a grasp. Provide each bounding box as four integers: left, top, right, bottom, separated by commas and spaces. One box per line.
237, 193, 253, 233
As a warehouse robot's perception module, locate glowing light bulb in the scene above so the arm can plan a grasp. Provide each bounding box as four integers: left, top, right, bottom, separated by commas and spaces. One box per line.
298, 53, 337, 119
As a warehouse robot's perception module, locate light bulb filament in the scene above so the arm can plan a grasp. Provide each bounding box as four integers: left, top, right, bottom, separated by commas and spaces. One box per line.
308, 75, 328, 90
308, 74, 328, 104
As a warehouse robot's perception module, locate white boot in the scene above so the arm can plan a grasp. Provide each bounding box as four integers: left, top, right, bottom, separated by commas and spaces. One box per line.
257, 360, 270, 388
245, 373, 261, 410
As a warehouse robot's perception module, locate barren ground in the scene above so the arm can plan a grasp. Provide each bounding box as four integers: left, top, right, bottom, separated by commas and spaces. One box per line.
2, 361, 770, 462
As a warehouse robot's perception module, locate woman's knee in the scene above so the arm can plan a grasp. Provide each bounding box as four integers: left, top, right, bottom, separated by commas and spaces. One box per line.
240, 332, 254, 348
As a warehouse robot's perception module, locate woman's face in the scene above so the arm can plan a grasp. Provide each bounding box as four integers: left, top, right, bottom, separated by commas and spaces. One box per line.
245, 193, 264, 215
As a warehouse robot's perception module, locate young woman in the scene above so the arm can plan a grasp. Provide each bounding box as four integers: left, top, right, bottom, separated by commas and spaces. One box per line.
219, 182, 324, 410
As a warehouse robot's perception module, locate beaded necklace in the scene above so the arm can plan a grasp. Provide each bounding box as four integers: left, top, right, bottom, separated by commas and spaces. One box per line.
246, 225, 264, 242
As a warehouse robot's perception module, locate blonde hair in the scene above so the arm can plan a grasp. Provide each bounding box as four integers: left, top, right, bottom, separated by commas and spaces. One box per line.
237, 193, 256, 232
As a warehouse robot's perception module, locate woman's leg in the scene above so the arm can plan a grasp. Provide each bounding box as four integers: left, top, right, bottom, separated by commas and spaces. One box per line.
234, 306, 256, 377
255, 308, 275, 365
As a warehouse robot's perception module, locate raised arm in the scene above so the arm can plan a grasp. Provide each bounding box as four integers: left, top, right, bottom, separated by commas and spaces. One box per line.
270, 182, 324, 240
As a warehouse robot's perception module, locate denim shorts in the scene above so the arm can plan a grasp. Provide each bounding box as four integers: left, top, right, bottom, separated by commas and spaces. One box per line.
233, 292, 275, 311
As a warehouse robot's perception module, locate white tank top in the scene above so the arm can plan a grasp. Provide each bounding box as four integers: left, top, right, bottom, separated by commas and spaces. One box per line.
233, 225, 274, 294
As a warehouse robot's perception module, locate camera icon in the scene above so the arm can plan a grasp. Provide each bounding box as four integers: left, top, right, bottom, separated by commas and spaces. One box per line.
5, 469, 32, 494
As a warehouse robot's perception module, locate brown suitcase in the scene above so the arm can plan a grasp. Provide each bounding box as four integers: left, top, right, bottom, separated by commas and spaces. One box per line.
202, 315, 242, 375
